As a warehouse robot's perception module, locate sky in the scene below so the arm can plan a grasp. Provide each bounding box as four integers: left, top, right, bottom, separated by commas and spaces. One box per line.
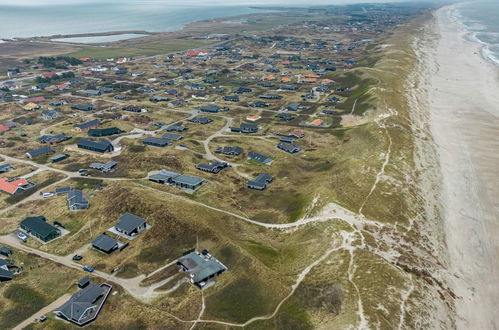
0, 0, 447, 6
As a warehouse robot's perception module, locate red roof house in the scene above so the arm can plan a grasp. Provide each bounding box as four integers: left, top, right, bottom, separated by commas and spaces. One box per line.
0, 178, 31, 195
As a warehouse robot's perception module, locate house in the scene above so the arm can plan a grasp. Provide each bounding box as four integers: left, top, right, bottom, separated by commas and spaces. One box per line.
142, 137, 170, 148
185, 83, 205, 91
215, 146, 242, 156
289, 130, 305, 138
55, 283, 112, 326
77, 139, 114, 153
26, 146, 54, 158
0, 177, 34, 195
199, 105, 223, 113
115, 213, 147, 238
277, 142, 301, 154
310, 119, 324, 127
20, 216, 61, 242
223, 95, 239, 102
89, 161, 117, 173
41, 109, 60, 120
166, 124, 187, 132
67, 189, 89, 210
276, 113, 295, 121
39, 133, 71, 144
248, 151, 273, 165
177, 250, 227, 288
196, 161, 229, 174
189, 117, 213, 125
260, 94, 282, 100
246, 115, 262, 122
88, 127, 123, 137
247, 173, 273, 190
122, 105, 144, 113
149, 170, 204, 191
74, 119, 101, 132
23, 102, 41, 111
92, 234, 119, 254
279, 85, 298, 91
231, 123, 259, 134
0, 124, 9, 134
285, 103, 301, 111
56, 186, 72, 195
0, 163, 11, 174
51, 154, 70, 163
234, 87, 252, 94
0, 259, 14, 282
150, 96, 170, 103
0, 246, 12, 257
249, 101, 270, 108
162, 133, 183, 141
83, 90, 102, 97
72, 104, 95, 111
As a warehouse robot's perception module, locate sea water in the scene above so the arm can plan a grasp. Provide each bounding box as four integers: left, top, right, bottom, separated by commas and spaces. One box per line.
0, 1, 272, 39
454, 0, 499, 66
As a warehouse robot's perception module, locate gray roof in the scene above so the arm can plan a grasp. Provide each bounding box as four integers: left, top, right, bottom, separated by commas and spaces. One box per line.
67, 189, 89, 209
172, 175, 204, 186
20, 216, 60, 240
26, 146, 54, 157
55, 284, 104, 323
92, 234, 118, 252
162, 133, 183, 140
178, 251, 227, 284
248, 151, 272, 165
116, 213, 146, 233
77, 139, 113, 152
74, 120, 101, 130
143, 137, 170, 147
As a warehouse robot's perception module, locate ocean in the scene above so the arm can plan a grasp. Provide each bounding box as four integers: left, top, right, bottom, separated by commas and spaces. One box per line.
0, 2, 273, 39
454, 1, 499, 66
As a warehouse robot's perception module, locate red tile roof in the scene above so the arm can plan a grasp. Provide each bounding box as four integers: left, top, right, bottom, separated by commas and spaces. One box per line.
0, 178, 29, 195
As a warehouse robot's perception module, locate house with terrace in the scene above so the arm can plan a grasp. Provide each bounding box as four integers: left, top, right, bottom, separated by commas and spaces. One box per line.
196, 161, 230, 174
0, 177, 35, 195
54, 282, 112, 326
215, 146, 243, 156
113, 213, 148, 239
247, 173, 273, 190
67, 189, 89, 210
248, 151, 273, 165
26, 146, 54, 158
19, 216, 61, 243
177, 250, 228, 289
92, 234, 119, 254
90, 161, 117, 173
149, 170, 204, 191
77, 139, 114, 153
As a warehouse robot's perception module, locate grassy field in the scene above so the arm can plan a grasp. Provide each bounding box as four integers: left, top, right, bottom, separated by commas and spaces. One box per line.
68, 39, 216, 60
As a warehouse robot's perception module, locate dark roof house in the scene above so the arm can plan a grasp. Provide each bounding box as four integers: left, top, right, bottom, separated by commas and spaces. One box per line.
247, 173, 273, 190
92, 234, 118, 254
67, 189, 89, 210
20, 216, 61, 242
115, 213, 147, 238
26, 146, 54, 159
77, 139, 114, 153
248, 151, 273, 165
177, 250, 227, 288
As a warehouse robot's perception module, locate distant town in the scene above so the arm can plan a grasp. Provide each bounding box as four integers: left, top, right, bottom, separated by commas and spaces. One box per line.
0, 3, 437, 329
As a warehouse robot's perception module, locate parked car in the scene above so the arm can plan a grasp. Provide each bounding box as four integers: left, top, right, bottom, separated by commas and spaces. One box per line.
17, 232, 28, 242
42, 192, 54, 198
37, 315, 47, 322
72, 254, 83, 261
83, 265, 94, 272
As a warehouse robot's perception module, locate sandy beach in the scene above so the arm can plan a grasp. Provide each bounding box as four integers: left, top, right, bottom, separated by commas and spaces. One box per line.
417, 5, 499, 329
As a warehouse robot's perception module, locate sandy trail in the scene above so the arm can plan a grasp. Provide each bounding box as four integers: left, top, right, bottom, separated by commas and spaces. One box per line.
420, 6, 499, 329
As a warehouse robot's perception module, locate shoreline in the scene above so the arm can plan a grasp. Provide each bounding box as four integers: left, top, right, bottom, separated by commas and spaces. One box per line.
416, 5, 499, 329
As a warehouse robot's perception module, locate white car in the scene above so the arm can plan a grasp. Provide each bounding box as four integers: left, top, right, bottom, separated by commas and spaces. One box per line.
42, 192, 54, 198
17, 232, 28, 242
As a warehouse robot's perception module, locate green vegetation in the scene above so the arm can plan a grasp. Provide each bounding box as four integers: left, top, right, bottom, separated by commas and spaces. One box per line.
68, 39, 216, 60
